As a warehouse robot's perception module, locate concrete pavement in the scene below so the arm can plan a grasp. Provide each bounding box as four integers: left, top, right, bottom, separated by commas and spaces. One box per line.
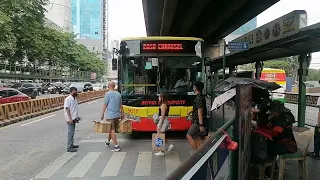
0, 98, 190, 180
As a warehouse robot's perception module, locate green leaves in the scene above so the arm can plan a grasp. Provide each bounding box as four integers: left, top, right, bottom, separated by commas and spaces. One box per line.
0, 0, 105, 78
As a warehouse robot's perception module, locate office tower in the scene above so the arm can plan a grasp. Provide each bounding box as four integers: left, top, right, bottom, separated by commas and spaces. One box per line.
71, 0, 106, 54
44, 0, 72, 32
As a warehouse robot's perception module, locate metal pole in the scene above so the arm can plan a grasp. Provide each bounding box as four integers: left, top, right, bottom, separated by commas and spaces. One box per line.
297, 54, 308, 127
222, 40, 227, 123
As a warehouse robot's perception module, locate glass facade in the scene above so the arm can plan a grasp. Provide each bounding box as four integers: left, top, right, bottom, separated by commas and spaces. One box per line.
71, 0, 102, 39
231, 17, 257, 34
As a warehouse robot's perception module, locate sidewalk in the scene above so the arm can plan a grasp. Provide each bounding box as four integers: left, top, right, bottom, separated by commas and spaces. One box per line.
284, 157, 319, 180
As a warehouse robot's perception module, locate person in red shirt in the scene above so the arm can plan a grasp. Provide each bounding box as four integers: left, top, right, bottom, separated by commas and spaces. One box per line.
254, 103, 297, 157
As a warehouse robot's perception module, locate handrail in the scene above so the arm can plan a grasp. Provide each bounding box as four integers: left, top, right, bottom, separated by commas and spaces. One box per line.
165, 118, 235, 180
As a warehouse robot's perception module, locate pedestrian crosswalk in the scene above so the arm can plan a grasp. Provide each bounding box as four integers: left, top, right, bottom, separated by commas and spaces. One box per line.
34, 150, 190, 179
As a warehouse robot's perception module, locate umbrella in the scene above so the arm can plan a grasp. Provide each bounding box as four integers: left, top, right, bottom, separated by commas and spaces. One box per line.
214, 77, 281, 92
211, 88, 236, 110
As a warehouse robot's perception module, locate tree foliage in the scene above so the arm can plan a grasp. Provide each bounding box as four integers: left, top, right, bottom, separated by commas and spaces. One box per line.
0, 0, 105, 78
239, 56, 320, 81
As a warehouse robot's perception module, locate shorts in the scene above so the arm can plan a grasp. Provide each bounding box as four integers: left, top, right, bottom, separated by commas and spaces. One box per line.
187, 123, 208, 139
158, 116, 169, 133
106, 118, 120, 131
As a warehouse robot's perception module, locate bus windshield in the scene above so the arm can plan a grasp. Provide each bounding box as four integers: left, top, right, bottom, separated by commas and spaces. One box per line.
119, 38, 204, 96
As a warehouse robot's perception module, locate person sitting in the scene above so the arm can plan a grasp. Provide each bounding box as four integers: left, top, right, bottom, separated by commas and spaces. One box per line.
254, 103, 297, 157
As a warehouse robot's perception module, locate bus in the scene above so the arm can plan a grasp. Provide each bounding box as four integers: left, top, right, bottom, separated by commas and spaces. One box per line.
117, 37, 204, 132
260, 68, 286, 102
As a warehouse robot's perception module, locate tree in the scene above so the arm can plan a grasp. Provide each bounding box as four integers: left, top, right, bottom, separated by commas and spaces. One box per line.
0, 10, 16, 60
307, 69, 320, 81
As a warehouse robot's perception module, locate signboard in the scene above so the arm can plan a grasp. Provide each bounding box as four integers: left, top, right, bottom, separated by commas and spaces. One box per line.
122, 95, 195, 107
234, 85, 252, 180
190, 135, 230, 180
90, 72, 96, 80
228, 42, 249, 50
229, 10, 308, 53
140, 40, 199, 54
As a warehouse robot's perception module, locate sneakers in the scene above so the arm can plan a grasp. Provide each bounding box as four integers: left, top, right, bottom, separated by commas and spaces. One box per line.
155, 151, 165, 156
167, 144, 174, 152
71, 145, 79, 148
105, 141, 110, 147
113, 145, 121, 152
67, 148, 77, 152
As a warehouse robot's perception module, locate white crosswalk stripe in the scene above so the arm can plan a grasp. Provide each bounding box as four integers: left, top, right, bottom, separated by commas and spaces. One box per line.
67, 152, 101, 178
101, 152, 126, 177
35, 151, 184, 179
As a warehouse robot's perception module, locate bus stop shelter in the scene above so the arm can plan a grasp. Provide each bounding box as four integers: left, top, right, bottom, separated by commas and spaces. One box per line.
206, 22, 320, 128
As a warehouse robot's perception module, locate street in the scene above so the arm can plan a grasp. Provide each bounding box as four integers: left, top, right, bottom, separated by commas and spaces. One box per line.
0, 98, 190, 180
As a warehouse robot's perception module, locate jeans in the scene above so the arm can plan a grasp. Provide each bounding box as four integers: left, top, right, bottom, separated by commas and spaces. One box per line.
68, 123, 76, 148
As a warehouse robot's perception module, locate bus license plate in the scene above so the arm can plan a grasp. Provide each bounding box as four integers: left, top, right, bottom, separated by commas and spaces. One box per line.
168, 124, 171, 130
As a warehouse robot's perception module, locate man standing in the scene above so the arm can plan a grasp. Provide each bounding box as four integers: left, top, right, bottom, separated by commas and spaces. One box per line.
101, 81, 122, 151
186, 82, 208, 151
64, 87, 80, 152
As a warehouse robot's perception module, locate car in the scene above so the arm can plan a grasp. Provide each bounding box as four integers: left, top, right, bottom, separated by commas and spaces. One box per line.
92, 84, 103, 91
62, 83, 72, 95
47, 82, 64, 94
0, 88, 30, 104
10, 83, 38, 99
69, 82, 93, 93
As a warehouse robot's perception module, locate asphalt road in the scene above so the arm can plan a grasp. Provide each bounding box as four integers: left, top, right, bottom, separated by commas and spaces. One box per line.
0, 98, 190, 180
37, 93, 65, 99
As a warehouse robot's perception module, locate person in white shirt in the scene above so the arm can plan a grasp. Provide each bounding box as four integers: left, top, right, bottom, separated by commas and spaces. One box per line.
64, 87, 79, 152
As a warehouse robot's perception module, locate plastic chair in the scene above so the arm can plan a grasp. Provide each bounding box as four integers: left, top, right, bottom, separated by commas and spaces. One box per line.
277, 131, 313, 180
254, 157, 277, 180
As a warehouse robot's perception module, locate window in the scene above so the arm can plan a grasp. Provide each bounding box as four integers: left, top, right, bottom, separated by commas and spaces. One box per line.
7, 90, 19, 97
95, 32, 98, 35
22, 84, 33, 88
0, 90, 7, 98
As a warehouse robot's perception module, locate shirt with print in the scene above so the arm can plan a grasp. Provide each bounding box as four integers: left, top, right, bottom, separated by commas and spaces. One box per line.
64, 95, 79, 121
271, 115, 297, 153
191, 93, 207, 125
104, 90, 122, 119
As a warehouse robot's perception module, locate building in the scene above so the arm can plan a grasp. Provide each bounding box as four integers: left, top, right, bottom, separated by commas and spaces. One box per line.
225, 17, 257, 43
71, 0, 106, 54
44, 0, 72, 32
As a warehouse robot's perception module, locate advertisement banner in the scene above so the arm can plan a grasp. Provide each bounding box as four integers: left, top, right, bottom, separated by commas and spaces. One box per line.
90, 72, 96, 80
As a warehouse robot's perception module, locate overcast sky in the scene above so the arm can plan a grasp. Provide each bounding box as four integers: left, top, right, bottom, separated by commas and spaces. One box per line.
109, 0, 320, 68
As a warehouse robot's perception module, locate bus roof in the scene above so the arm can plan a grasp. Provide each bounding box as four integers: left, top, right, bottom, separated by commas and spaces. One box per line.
262, 68, 286, 73
121, 36, 204, 42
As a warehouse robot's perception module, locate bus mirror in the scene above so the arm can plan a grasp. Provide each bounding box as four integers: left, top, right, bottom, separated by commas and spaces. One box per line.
112, 58, 117, 70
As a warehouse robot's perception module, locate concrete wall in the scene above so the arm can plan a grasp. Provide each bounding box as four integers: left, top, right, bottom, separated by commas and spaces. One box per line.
45, 0, 72, 32
76, 39, 104, 54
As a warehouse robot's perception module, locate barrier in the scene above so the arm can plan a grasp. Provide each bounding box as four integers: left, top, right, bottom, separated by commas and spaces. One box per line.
0, 90, 107, 127
284, 93, 319, 106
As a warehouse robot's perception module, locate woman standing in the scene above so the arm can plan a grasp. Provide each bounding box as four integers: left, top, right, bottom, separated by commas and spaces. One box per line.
155, 93, 174, 156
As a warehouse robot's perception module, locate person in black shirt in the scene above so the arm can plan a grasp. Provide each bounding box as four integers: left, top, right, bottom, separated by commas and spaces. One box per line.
186, 82, 208, 151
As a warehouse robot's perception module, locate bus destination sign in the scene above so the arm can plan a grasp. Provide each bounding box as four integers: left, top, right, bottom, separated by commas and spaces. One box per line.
142, 43, 183, 51
140, 40, 198, 54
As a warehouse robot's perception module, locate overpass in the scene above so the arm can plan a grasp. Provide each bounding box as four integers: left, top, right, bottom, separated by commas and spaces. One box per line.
142, 0, 279, 44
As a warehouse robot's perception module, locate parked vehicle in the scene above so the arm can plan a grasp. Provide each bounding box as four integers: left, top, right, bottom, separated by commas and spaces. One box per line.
62, 83, 72, 95
92, 84, 103, 91
0, 88, 30, 104
69, 82, 93, 93
10, 83, 38, 99
48, 82, 64, 94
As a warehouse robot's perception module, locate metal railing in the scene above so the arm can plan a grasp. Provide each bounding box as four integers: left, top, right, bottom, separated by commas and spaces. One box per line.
0, 63, 91, 80
166, 118, 235, 180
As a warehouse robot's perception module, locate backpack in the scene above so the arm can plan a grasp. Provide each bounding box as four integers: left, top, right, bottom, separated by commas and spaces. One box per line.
251, 132, 269, 163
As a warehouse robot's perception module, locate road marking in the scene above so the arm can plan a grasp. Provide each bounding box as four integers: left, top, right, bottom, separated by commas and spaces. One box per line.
67, 152, 101, 178
165, 151, 181, 175
87, 100, 98, 105
20, 114, 56, 127
101, 152, 126, 177
134, 152, 152, 176
35, 152, 76, 178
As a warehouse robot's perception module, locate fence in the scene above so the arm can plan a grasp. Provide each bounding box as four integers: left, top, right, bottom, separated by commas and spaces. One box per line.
0, 90, 107, 127
284, 93, 319, 127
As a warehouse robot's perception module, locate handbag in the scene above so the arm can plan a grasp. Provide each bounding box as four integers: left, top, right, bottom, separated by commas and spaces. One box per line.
153, 113, 159, 124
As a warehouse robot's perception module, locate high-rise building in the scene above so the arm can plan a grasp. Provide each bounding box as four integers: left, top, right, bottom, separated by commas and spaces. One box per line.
225, 17, 257, 42
44, 0, 72, 32
71, 0, 106, 54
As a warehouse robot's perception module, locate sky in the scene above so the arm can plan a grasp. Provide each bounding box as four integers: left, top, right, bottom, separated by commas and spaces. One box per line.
108, 0, 320, 68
